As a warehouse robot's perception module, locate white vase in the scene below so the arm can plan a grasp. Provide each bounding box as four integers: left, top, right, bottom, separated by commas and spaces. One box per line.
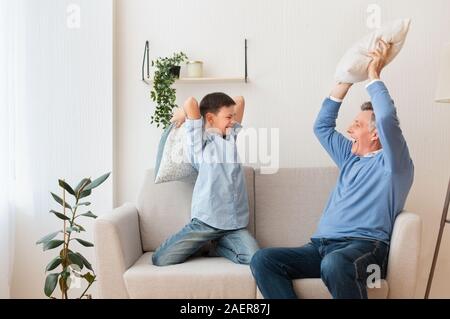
186, 61, 203, 78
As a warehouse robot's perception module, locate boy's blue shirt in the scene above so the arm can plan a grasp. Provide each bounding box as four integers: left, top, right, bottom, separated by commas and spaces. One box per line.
184, 118, 249, 230
312, 81, 414, 244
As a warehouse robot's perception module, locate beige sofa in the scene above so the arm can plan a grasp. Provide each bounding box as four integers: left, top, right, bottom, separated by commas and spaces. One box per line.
94, 167, 422, 299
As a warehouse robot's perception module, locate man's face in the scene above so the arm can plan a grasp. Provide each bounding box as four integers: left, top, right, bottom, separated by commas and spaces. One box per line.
206, 105, 235, 136
346, 110, 379, 156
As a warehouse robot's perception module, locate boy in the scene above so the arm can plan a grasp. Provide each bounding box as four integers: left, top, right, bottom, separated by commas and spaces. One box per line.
152, 92, 259, 266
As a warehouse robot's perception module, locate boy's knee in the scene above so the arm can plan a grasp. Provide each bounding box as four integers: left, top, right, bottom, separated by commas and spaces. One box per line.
152, 252, 170, 267
236, 253, 253, 265
238, 246, 259, 265
151, 253, 161, 266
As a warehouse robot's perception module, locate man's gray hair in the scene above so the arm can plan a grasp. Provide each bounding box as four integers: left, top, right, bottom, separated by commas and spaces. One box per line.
360, 101, 376, 131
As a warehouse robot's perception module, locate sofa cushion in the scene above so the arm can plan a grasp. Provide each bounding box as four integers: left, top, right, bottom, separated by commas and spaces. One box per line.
255, 167, 338, 248
256, 278, 389, 299
124, 252, 256, 298
136, 167, 255, 251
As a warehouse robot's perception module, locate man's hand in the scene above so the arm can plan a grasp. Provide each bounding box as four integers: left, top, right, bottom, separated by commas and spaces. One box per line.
367, 39, 392, 80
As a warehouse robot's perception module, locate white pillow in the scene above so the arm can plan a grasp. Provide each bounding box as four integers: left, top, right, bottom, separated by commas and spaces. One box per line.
335, 19, 411, 83
154, 123, 198, 184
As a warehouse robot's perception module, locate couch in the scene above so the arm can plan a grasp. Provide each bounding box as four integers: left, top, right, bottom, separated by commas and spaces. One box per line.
93, 167, 422, 299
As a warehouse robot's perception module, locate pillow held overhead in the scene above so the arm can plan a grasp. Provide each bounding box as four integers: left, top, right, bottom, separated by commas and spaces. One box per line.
335, 19, 411, 83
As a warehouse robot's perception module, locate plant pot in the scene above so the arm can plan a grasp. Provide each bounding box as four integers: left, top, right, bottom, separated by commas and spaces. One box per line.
186, 61, 203, 78
169, 66, 181, 79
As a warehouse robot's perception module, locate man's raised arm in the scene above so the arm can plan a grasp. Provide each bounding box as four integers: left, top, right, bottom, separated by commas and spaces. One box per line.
313, 82, 353, 168
366, 40, 413, 173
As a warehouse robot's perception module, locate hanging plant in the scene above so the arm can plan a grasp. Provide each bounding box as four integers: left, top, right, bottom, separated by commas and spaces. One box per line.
150, 51, 188, 129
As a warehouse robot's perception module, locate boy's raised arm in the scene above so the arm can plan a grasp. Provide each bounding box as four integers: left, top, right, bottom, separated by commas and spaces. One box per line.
183, 97, 201, 120
180, 97, 203, 170
233, 96, 245, 124
170, 97, 201, 127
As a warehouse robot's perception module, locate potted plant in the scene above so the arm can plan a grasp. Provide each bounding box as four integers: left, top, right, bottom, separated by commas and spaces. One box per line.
36, 172, 110, 299
150, 51, 188, 128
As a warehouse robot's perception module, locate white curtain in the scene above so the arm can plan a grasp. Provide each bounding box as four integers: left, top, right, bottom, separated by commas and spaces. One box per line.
0, 0, 13, 298
0, 0, 24, 298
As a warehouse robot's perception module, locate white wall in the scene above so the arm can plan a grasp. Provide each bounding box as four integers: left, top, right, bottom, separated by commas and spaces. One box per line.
10, 0, 113, 298
115, 0, 450, 298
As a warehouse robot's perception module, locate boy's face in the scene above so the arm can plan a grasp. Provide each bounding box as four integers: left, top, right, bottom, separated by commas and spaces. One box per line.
205, 105, 236, 136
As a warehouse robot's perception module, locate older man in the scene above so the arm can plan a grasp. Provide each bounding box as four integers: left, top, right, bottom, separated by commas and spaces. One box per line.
250, 40, 414, 299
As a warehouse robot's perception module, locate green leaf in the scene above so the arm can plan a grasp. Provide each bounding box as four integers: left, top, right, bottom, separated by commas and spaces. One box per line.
82, 272, 96, 284
68, 252, 84, 269
46, 257, 62, 272
66, 226, 80, 233
36, 231, 61, 245
50, 192, 72, 210
44, 273, 59, 297
76, 252, 93, 271
74, 202, 91, 208
60, 267, 70, 279
74, 223, 86, 232
43, 240, 65, 251
78, 189, 91, 199
50, 210, 70, 221
79, 211, 97, 219
75, 178, 91, 194
74, 238, 94, 247
83, 172, 111, 192
58, 179, 75, 196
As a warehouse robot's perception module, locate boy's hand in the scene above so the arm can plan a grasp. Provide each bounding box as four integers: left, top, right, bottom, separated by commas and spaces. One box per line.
170, 107, 186, 128
367, 39, 392, 80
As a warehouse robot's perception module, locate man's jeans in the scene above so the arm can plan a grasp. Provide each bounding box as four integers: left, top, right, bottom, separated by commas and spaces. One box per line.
152, 218, 259, 266
250, 237, 389, 299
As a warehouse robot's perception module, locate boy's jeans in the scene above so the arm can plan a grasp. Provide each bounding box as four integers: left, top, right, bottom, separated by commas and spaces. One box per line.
152, 218, 259, 266
250, 237, 389, 299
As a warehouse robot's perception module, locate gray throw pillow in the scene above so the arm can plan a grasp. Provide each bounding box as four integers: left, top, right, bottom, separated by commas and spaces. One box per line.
154, 123, 198, 184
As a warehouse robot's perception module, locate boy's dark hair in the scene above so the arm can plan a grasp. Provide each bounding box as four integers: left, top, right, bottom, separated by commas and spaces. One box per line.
199, 92, 235, 117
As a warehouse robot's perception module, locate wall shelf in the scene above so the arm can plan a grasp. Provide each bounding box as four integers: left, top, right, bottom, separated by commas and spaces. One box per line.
142, 39, 248, 84
142, 77, 247, 85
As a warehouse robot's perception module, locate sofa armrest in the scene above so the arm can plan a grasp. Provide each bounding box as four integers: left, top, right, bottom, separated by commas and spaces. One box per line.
94, 202, 143, 298
386, 211, 422, 299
